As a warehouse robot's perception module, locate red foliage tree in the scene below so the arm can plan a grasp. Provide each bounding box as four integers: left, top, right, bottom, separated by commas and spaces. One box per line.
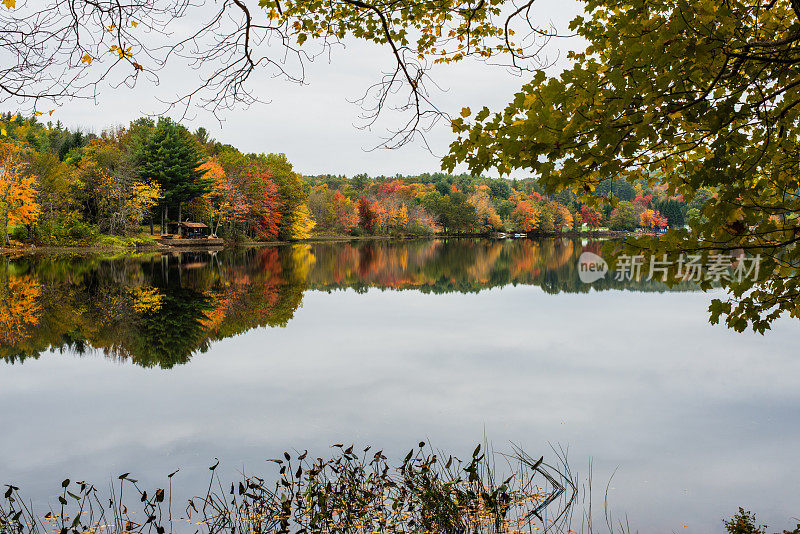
580, 204, 603, 229
252, 164, 283, 240
357, 197, 377, 231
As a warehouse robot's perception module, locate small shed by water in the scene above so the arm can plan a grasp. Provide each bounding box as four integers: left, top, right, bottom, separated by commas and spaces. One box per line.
167, 222, 211, 238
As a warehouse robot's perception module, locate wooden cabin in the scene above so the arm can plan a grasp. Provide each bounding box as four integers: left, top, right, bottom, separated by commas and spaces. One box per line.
159, 221, 224, 247
167, 222, 212, 238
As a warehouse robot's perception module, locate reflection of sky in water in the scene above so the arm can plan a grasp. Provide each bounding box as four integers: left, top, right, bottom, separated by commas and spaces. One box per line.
2, 286, 799, 532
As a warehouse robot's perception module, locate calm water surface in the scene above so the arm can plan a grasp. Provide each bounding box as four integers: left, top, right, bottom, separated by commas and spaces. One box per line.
1, 239, 798, 532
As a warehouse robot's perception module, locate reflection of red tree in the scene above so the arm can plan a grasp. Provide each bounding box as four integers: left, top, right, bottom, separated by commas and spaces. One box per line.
255, 248, 284, 316
583, 241, 603, 255
314, 242, 442, 289
202, 248, 288, 335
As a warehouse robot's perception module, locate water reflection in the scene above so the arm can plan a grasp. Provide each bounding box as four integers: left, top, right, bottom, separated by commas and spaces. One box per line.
2, 239, 799, 532
0, 239, 697, 367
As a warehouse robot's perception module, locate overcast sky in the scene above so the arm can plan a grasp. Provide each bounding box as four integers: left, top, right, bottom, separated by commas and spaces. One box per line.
46, 0, 584, 178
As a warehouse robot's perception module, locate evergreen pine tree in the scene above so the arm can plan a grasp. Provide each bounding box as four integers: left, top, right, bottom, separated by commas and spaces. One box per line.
139, 117, 209, 231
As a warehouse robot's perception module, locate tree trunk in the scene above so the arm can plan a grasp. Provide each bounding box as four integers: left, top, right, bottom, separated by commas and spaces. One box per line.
178, 202, 182, 224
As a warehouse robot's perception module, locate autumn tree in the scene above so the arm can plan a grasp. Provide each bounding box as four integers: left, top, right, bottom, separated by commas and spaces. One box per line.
547, 201, 573, 232
252, 162, 283, 240
331, 190, 357, 233
397, 204, 408, 228
26, 150, 82, 240
357, 197, 377, 232
0, 138, 39, 244
214, 149, 283, 240
580, 204, 603, 229
76, 137, 161, 234
250, 153, 309, 240
0, 273, 41, 347
290, 203, 315, 239
200, 156, 249, 235
510, 200, 538, 233
468, 191, 502, 232
639, 209, 668, 230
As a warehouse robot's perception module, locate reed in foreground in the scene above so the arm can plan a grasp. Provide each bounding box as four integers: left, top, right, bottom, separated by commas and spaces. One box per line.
1, 442, 577, 534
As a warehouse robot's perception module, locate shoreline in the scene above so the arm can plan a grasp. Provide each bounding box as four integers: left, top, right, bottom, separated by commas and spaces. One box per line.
0, 230, 628, 255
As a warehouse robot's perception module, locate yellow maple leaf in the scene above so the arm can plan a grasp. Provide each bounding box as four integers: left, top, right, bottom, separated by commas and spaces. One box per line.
2, 0, 15, 9
130, 20, 138, 27
34, 110, 42, 116
48, 109, 54, 116
81, 54, 93, 65
1, 128, 6, 136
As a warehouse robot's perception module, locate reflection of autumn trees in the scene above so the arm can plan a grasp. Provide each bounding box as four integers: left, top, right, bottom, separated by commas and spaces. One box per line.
0, 248, 309, 367
0, 272, 41, 348
1, 239, 697, 367
306, 239, 699, 296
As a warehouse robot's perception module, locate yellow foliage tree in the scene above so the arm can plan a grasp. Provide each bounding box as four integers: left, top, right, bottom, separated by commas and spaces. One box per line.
547, 201, 573, 232
0, 139, 39, 244
468, 193, 502, 232
397, 204, 408, 228
290, 203, 315, 240
130, 180, 163, 223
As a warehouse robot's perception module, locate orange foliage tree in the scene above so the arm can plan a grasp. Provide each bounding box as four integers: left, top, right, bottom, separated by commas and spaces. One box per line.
547, 201, 573, 232
0, 139, 39, 244
468, 192, 502, 232
201, 156, 249, 235
510, 200, 539, 232
640, 209, 668, 229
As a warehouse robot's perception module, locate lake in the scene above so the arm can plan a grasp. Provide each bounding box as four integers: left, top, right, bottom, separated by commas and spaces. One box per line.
1, 239, 798, 532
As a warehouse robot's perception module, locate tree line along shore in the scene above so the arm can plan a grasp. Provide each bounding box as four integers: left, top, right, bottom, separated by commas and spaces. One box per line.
0, 113, 711, 251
